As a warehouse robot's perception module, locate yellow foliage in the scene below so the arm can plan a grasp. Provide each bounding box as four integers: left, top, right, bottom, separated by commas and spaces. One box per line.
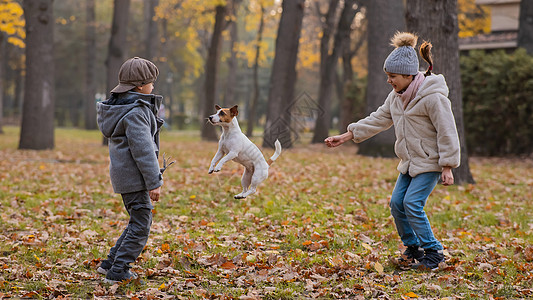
457, 0, 491, 38
0, 0, 25, 48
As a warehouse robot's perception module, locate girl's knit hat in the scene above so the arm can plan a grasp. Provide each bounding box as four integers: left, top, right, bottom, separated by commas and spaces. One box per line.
383, 32, 419, 75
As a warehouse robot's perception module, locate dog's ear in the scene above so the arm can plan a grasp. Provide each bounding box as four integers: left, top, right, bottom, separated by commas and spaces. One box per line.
230, 105, 239, 117
215, 104, 222, 111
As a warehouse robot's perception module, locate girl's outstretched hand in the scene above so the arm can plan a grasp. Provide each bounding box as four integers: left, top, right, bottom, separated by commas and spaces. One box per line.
324, 131, 354, 148
441, 167, 454, 186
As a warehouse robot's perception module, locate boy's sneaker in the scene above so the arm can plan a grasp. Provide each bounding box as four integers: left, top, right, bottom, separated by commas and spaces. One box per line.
412, 249, 445, 271
392, 246, 424, 269
97, 260, 112, 275
104, 268, 139, 284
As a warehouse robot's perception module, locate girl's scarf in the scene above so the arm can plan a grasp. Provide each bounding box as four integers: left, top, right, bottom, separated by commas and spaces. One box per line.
398, 72, 425, 109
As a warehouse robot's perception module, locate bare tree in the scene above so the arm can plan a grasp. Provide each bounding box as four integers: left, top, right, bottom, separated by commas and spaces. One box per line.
312, 0, 359, 143
144, 0, 159, 60
19, 0, 55, 150
406, 0, 475, 184
246, 2, 266, 138
262, 0, 305, 149
84, 0, 97, 130
357, 0, 404, 157
0, 33, 5, 134
337, 15, 366, 133
518, 0, 533, 54
201, 4, 227, 141
106, 0, 130, 97
223, 0, 242, 108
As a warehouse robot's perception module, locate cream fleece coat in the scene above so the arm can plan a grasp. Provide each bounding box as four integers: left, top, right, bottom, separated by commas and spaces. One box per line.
348, 74, 460, 177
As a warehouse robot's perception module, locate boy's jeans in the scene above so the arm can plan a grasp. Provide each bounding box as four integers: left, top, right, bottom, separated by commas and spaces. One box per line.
106, 190, 153, 271
390, 172, 443, 250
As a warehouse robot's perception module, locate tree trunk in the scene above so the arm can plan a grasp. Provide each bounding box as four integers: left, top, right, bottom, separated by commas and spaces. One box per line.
19, 0, 55, 150
144, 0, 159, 60
0, 33, 5, 134
246, 3, 265, 138
405, 0, 475, 184
357, 0, 404, 157
262, 0, 305, 149
85, 0, 97, 130
338, 21, 366, 133
106, 0, 130, 97
518, 0, 533, 54
311, 0, 339, 143
223, 0, 241, 108
312, 0, 358, 143
201, 5, 227, 141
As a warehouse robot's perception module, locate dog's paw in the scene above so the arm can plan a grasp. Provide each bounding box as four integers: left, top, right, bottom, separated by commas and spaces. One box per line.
208, 170, 213, 174
234, 194, 246, 199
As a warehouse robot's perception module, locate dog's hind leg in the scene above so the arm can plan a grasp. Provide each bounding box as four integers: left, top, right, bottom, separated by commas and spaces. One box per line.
235, 168, 253, 199
239, 168, 268, 198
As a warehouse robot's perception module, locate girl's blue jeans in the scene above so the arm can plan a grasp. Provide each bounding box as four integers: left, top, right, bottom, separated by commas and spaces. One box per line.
390, 172, 443, 250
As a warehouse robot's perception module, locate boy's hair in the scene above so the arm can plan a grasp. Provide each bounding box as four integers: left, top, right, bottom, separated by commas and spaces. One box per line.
111, 57, 159, 94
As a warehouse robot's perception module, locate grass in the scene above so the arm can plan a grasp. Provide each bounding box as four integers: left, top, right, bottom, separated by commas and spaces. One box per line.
0, 126, 532, 299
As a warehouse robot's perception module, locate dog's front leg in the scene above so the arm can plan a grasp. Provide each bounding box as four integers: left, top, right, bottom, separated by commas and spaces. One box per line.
213, 151, 238, 173
209, 150, 225, 174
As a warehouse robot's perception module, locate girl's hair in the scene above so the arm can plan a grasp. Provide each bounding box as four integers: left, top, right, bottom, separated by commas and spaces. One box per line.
419, 41, 433, 77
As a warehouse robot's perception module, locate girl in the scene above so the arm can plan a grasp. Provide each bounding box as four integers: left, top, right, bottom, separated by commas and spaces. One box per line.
325, 32, 460, 271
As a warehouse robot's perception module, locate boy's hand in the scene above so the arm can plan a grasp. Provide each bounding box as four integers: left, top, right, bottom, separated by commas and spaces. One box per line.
149, 186, 161, 202
441, 167, 454, 186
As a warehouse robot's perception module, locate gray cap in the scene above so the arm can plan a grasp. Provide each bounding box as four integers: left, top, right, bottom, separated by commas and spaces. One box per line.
383, 46, 419, 76
111, 57, 159, 93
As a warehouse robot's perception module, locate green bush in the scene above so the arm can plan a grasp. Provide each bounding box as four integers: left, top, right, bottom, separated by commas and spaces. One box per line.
461, 48, 533, 156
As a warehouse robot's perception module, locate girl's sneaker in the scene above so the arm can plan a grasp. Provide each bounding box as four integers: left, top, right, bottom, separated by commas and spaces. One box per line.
104, 268, 139, 284
96, 260, 112, 275
392, 246, 424, 269
412, 249, 445, 271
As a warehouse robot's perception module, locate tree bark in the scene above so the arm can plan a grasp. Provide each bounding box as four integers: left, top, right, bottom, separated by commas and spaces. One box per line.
19, 0, 55, 150
338, 20, 366, 133
144, 0, 159, 60
246, 3, 265, 138
223, 0, 241, 108
312, 0, 358, 143
405, 0, 475, 184
0, 33, 5, 134
106, 0, 130, 97
357, 0, 404, 157
84, 0, 97, 130
518, 0, 533, 54
201, 5, 227, 141
262, 0, 305, 149
311, 0, 339, 143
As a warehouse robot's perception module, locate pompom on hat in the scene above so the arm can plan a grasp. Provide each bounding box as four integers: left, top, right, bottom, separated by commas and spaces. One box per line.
383, 32, 419, 76
111, 57, 159, 94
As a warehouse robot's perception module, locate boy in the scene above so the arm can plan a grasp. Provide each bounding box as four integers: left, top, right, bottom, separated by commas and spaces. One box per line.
96, 57, 165, 283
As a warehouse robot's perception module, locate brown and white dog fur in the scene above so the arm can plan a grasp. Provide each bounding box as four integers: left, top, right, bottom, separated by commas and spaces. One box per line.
208, 105, 282, 199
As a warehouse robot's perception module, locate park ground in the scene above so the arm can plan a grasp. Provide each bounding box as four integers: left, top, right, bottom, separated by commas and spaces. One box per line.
0, 126, 532, 299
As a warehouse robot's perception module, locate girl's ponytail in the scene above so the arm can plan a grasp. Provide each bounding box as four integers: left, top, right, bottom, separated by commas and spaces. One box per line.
419, 41, 433, 77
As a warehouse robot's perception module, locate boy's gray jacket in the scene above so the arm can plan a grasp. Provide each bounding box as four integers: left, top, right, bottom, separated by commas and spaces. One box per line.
97, 92, 163, 194
348, 74, 460, 177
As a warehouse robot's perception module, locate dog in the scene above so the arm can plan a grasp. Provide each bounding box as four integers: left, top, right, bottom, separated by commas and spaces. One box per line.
207, 105, 282, 199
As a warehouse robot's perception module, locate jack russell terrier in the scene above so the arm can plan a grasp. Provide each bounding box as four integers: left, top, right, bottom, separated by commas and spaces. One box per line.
208, 105, 282, 199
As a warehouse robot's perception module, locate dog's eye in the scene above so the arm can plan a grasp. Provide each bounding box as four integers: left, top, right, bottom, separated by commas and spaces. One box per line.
219, 111, 226, 116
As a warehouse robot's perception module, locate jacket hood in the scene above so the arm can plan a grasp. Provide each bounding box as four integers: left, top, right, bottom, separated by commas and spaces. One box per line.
97, 92, 162, 138
412, 74, 449, 103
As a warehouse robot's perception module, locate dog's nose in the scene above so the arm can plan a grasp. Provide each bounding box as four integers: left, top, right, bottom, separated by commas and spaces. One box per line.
208, 116, 213, 121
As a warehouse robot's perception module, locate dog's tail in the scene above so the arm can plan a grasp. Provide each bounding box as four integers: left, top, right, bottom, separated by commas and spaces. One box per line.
267, 139, 282, 166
